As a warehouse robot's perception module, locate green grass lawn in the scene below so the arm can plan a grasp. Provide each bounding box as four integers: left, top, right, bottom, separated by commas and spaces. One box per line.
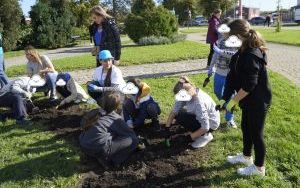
4, 49, 45, 59
1, 72, 299, 187
256, 29, 300, 46
6, 41, 209, 77
179, 26, 208, 34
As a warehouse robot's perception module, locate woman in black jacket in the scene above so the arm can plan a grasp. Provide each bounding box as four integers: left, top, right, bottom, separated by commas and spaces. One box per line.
89, 6, 121, 67
219, 19, 272, 177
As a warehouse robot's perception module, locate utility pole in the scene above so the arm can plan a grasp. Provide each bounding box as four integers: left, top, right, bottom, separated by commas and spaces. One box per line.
239, 0, 243, 19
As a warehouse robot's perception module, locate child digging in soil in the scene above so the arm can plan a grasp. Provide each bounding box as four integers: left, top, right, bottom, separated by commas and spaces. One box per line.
87, 50, 125, 103
164, 76, 220, 149
122, 78, 161, 129
55, 73, 90, 108
79, 91, 138, 168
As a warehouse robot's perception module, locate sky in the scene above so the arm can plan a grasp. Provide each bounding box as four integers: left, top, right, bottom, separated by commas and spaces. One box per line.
19, 0, 299, 17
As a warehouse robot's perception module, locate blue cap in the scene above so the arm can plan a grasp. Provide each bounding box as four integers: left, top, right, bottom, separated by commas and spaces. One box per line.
98, 50, 114, 61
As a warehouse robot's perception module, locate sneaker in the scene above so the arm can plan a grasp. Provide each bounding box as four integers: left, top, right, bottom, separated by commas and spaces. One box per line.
227, 153, 253, 166
191, 132, 213, 148
227, 120, 237, 129
237, 164, 265, 177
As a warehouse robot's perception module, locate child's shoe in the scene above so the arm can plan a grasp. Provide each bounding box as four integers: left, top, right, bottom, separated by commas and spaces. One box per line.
237, 164, 265, 177
191, 132, 213, 148
227, 120, 237, 128
227, 153, 253, 166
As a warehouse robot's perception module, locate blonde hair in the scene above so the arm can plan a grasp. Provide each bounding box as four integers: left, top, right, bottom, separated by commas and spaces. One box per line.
25, 45, 42, 65
90, 5, 112, 19
173, 76, 195, 94
228, 19, 266, 52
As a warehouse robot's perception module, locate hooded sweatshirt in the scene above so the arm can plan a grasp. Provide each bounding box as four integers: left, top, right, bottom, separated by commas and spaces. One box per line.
79, 109, 137, 156
223, 48, 272, 107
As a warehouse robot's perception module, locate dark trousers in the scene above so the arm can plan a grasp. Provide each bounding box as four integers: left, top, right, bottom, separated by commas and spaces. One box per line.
87, 81, 103, 103
123, 98, 160, 127
241, 103, 269, 167
175, 112, 202, 132
0, 93, 27, 120
207, 43, 214, 67
110, 136, 138, 165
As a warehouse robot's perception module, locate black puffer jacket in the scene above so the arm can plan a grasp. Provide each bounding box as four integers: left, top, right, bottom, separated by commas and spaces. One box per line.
222, 48, 272, 108
89, 18, 121, 60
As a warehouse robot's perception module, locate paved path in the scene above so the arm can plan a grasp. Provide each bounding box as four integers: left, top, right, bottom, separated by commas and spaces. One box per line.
5, 45, 92, 68
70, 59, 207, 84
187, 33, 300, 86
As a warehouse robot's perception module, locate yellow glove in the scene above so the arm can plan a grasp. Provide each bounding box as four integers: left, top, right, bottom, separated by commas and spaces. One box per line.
226, 99, 238, 112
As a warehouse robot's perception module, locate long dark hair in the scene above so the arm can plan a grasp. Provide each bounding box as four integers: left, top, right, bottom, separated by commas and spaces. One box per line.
104, 66, 113, 87
228, 19, 266, 52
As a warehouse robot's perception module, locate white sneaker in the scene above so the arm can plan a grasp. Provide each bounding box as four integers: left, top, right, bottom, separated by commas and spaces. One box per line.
226, 120, 237, 128
227, 153, 253, 166
237, 164, 265, 177
191, 132, 213, 148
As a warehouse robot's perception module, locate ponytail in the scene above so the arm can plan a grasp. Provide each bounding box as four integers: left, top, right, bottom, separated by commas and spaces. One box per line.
104, 67, 113, 86
242, 29, 266, 52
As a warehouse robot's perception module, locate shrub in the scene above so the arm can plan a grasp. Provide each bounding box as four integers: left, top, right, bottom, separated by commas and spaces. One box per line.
71, 27, 90, 40
138, 34, 186, 46
138, 36, 171, 46
125, 5, 178, 43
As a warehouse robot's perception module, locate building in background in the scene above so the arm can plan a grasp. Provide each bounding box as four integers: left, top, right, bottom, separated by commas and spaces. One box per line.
226, 6, 260, 20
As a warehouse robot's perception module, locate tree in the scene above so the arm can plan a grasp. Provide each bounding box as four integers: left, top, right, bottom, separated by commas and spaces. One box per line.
101, 0, 132, 21
198, 0, 235, 18
30, 0, 74, 48
70, 0, 100, 27
125, 0, 177, 43
163, 0, 198, 25
0, 0, 22, 51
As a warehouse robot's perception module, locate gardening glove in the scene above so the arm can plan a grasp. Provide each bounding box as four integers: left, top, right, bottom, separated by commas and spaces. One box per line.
24, 92, 32, 99
226, 99, 239, 112
215, 99, 226, 111
213, 43, 224, 55
88, 84, 103, 92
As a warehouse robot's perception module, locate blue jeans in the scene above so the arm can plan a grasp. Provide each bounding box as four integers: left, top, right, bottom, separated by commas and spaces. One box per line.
214, 73, 234, 122
36, 72, 58, 97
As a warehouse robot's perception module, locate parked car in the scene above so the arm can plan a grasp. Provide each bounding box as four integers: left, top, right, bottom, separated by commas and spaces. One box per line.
250, 16, 266, 25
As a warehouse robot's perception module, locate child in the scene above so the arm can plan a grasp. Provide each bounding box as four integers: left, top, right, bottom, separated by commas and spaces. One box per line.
0, 77, 32, 125
0, 33, 9, 88
25, 45, 58, 101
220, 19, 272, 176
79, 91, 138, 168
207, 19, 239, 128
165, 76, 220, 149
122, 78, 161, 129
55, 73, 90, 107
87, 50, 125, 102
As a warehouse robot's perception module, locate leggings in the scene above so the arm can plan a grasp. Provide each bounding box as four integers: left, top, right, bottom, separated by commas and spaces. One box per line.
207, 43, 214, 67
241, 103, 269, 167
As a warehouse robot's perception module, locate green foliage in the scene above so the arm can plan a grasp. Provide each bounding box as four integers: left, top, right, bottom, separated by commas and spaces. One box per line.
101, 0, 131, 22
198, 0, 235, 18
71, 27, 90, 40
131, 0, 156, 15
163, 0, 198, 25
138, 34, 186, 45
70, 0, 100, 27
0, 0, 22, 51
125, 1, 178, 43
30, 0, 74, 49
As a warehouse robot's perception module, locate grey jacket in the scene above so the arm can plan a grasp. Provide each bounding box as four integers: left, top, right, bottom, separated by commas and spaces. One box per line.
79, 109, 137, 156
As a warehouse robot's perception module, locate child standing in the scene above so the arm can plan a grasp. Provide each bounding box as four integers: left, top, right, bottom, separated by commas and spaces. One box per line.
207, 20, 239, 128
122, 78, 161, 129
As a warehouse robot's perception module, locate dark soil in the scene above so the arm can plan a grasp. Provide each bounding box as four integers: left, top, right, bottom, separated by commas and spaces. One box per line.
30, 99, 210, 188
